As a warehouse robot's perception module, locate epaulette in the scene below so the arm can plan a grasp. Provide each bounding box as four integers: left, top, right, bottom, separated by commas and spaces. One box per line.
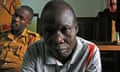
27, 30, 40, 37
27, 30, 40, 45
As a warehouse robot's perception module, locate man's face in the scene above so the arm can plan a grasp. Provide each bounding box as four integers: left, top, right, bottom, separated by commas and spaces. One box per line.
43, 8, 78, 59
11, 9, 31, 31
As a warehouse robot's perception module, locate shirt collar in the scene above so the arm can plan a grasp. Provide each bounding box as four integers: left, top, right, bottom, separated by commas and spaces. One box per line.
69, 37, 83, 64
70, 37, 89, 64
44, 37, 84, 65
7, 28, 27, 40
44, 45, 58, 65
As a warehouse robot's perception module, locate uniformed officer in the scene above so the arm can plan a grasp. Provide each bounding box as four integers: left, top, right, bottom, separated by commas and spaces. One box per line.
0, 5, 41, 72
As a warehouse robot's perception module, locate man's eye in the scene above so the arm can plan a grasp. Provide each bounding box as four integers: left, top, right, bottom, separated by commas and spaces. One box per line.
19, 16, 24, 20
61, 27, 71, 34
13, 13, 18, 17
14, 13, 24, 20
46, 31, 52, 34
45, 29, 54, 35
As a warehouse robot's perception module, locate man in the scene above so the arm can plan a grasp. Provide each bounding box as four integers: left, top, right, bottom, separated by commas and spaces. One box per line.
0, 5, 41, 72
21, 0, 101, 72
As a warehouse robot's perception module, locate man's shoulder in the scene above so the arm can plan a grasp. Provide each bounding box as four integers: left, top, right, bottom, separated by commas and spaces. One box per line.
26, 29, 40, 37
27, 39, 45, 53
76, 36, 96, 46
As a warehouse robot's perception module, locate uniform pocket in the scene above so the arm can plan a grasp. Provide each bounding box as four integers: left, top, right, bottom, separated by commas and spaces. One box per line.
15, 44, 28, 60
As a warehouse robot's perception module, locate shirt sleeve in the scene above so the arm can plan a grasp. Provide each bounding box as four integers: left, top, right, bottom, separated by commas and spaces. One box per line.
21, 45, 37, 72
87, 45, 102, 72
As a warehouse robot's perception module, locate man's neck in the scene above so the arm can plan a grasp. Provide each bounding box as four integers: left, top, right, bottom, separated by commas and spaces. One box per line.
11, 29, 23, 38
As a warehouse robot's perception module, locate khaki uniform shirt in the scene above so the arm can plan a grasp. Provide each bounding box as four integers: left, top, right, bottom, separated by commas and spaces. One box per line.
0, 28, 40, 69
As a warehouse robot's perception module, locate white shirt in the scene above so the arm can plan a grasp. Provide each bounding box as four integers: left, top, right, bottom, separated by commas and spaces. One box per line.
21, 37, 101, 72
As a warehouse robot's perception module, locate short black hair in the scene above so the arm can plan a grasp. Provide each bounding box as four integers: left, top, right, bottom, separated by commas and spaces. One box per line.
18, 5, 34, 20
41, 0, 76, 23
40, 0, 77, 35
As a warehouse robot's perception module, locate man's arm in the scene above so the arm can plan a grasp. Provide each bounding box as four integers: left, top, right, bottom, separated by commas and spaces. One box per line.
21, 45, 36, 72
87, 45, 102, 72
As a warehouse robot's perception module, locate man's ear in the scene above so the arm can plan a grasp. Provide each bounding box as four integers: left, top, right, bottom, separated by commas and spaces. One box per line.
27, 21, 31, 27
75, 22, 79, 34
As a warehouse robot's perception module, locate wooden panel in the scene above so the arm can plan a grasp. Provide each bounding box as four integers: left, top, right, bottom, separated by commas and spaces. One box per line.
77, 17, 98, 41
98, 45, 120, 72
98, 45, 120, 51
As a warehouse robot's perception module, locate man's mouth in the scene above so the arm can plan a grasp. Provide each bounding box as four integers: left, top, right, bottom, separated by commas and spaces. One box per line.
56, 44, 68, 53
11, 23, 17, 27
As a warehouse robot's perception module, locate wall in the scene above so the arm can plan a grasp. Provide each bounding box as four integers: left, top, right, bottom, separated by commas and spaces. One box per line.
21, 0, 49, 16
21, 0, 108, 32
65, 0, 107, 17
21, 0, 49, 32
21, 0, 107, 17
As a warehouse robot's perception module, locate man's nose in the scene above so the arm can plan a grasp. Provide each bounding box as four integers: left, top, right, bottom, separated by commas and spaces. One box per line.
15, 17, 20, 21
56, 31, 64, 43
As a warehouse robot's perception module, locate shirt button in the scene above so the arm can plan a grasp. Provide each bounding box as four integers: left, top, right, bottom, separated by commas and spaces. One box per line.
4, 62, 7, 64
9, 48, 13, 51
